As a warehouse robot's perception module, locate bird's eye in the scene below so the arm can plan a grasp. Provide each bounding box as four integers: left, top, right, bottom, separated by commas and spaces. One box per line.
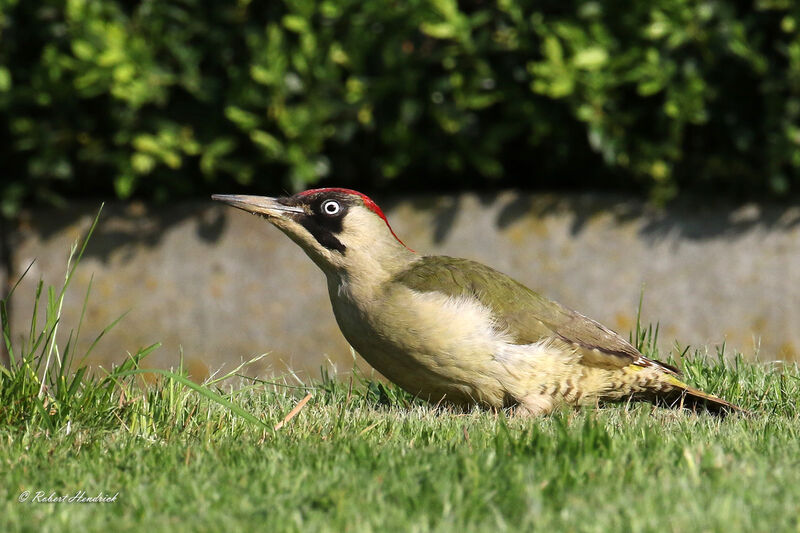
321, 200, 341, 216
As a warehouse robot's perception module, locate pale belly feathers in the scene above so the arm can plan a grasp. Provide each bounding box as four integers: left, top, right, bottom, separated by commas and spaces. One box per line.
327, 280, 582, 409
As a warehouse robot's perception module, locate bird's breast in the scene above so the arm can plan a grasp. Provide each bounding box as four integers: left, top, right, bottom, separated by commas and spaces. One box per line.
326, 281, 513, 406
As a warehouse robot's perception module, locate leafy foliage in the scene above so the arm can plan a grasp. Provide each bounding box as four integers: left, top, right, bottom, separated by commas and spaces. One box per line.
2, 0, 800, 215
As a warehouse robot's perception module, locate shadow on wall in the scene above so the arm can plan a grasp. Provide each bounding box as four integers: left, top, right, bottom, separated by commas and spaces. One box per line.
5, 191, 800, 269
387, 192, 800, 246
10, 202, 228, 264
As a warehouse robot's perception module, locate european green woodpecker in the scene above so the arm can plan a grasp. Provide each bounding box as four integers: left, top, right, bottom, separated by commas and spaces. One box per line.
212, 189, 741, 416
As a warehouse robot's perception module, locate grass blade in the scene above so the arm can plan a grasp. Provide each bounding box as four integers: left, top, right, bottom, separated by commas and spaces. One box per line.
112, 368, 270, 430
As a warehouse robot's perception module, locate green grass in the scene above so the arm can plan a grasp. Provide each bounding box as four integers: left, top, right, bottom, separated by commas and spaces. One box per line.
2, 211, 800, 532
3, 359, 800, 533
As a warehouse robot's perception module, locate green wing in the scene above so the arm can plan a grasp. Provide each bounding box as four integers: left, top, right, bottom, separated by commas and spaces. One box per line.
392, 256, 676, 373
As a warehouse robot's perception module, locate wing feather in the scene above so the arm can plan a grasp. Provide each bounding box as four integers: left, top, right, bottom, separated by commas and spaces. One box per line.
391, 256, 678, 375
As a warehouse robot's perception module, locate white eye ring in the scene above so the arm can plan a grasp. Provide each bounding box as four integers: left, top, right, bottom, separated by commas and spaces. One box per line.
321, 200, 341, 215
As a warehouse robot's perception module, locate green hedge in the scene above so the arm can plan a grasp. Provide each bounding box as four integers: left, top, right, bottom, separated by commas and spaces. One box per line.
2, 0, 799, 215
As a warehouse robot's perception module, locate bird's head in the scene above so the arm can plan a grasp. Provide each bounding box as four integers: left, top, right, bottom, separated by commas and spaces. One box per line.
212, 188, 414, 278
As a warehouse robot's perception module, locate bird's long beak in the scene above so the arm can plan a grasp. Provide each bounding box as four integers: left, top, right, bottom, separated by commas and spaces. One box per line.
211, 194, 306, 218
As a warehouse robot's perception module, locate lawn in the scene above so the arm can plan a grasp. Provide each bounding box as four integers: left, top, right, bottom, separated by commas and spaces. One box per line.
2, 210, 799, 532
2, 354, 800, 533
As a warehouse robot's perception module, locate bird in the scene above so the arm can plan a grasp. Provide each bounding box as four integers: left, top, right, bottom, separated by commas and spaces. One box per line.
212, 188, 742, 416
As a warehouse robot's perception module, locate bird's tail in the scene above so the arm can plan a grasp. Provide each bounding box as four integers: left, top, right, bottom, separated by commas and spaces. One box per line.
660, 377, 745, 416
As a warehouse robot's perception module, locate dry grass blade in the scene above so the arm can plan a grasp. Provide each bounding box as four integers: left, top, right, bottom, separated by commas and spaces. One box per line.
358, 421, 380, 436
274, 392, 312, 431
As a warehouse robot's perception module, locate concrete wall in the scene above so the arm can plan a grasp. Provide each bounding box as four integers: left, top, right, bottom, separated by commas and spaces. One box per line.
4, 192, 799, 380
